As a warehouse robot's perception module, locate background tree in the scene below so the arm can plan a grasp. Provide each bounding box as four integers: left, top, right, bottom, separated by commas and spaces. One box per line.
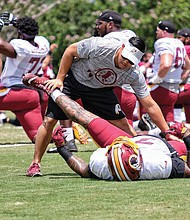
0, 0, 189, 73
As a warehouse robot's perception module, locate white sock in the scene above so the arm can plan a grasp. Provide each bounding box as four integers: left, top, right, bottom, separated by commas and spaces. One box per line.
63, 127, 74, 141
148, 127, 161, 136
174, 108, 182, 122
51, 89, 64, 102
133, 120, 140, 130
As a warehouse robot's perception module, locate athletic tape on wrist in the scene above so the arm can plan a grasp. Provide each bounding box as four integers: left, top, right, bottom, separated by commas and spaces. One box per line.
51, 89, 63, 102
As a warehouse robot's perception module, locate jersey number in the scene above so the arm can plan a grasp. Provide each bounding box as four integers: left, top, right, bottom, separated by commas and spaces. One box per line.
174, 47, 184, 68
28, 57, 46, 74
135, 137, 155, 145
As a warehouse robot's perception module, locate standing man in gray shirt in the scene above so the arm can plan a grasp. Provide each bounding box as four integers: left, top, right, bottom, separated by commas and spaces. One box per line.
26, 35, 173, 177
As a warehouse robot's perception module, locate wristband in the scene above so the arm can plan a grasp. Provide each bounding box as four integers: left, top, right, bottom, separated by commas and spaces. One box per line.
57, 146, 72, 161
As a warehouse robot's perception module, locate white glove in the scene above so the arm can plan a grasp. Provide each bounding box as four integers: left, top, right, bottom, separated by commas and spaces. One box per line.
148, 75, 163, 85
0, 12, 17, 26
0, 18, 4, 32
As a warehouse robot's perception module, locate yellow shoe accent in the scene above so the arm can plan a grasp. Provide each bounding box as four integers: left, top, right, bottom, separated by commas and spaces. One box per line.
72, 122, 88, 145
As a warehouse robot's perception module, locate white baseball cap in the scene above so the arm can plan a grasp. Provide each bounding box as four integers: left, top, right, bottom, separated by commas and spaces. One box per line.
121, 30, 136, 40
121, 42, 144, 66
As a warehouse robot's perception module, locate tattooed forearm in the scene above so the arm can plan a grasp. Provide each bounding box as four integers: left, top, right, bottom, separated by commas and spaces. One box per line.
56, 95, 98, 128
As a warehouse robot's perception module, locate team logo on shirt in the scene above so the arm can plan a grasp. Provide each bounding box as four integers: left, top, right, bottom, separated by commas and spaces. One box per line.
115, 104, 122, 114
95, 68, 117, 85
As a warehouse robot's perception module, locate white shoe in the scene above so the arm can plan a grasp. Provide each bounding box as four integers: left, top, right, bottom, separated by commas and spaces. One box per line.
0, 112, 6, 126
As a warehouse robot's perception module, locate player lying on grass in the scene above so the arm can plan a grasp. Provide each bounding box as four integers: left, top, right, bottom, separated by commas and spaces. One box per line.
23, 73, 190, 180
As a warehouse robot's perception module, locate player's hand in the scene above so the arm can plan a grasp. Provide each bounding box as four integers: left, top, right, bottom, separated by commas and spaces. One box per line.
0, 18, 4, 32
44, 78, 63, 93
165, 133, 183, 142
0, 12, 17, 26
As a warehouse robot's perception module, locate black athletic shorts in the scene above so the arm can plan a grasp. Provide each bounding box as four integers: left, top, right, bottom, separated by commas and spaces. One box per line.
46, 70, 125, 120
169, 157, 185, 178
165, 139, 185, 178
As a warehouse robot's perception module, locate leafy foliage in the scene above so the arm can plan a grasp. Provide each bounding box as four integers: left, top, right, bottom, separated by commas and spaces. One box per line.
0, 0, 189, 73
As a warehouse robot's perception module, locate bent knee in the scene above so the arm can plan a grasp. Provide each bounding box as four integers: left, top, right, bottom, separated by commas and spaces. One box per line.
42, 116, 58, 129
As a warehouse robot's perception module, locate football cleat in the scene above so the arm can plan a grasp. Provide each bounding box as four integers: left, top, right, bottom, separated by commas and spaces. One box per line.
22, 73, 50, 94
26, 163, 42, 177
138, 113, 157, 131
47, 139, 78, 153
72, 122, 88, 145
47, 147, 58, 153
65, 139, 78, 152
0, 112, 7, 126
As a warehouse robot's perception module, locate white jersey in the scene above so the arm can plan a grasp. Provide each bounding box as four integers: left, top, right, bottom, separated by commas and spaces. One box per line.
151, 37, 186, 93
89, 135, 172, 180
132, 135, 172, 180
89, 147, 114, 180
1, 36, 50, 87
104, 30, 136, 42
72, 37, 149, 99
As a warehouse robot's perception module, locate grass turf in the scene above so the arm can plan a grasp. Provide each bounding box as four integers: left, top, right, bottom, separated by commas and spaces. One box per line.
0, 115, 190, 220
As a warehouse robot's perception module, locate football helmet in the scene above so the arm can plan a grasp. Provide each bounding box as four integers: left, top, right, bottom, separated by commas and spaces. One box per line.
107, 136, 142, 181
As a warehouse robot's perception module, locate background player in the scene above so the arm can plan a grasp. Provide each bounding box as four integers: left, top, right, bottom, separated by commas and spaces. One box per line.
0, 13, 50, 142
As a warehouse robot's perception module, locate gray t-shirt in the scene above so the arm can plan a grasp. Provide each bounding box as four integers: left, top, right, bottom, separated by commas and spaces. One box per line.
71, 37, 149, 99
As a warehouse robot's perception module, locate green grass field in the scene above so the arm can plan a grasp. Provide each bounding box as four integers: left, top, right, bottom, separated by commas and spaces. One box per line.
0, 113, 190, 220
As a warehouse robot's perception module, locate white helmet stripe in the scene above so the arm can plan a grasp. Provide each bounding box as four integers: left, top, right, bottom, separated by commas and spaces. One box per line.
117, 147, 131, 181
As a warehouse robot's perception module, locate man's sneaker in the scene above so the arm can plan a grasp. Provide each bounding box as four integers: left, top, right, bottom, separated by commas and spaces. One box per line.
72, 122, 88, 144
22, 73, 50, 94
47, 147, 58, 153
47, 140, 78, 153
65, 139, 78, 152
0, 112, 7, 126
138, 113, 157, 131
26, 163, 42, 177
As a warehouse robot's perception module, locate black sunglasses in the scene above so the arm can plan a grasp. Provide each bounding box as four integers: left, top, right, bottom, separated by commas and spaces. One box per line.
121, 55, 134, 65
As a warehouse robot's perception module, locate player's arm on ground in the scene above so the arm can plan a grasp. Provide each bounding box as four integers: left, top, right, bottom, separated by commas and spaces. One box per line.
57, 146, 91, 178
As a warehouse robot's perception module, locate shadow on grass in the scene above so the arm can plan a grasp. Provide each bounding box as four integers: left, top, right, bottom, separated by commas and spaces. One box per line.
44, 173, 100, 181
19, 173, 80, 179
77, 149, 94, 153
44, 172, 79, 178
